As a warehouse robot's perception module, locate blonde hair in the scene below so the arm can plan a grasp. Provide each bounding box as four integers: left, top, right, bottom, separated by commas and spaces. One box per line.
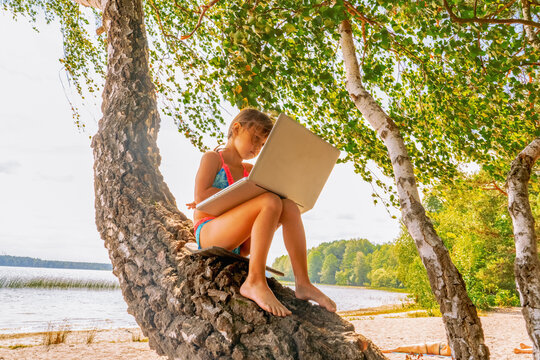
214, 109, 274, 151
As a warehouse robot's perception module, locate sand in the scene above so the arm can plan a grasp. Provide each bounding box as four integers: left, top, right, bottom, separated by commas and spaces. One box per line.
348, 307, 531, 360
0, 307, 532, 360
0, 328, 165, 360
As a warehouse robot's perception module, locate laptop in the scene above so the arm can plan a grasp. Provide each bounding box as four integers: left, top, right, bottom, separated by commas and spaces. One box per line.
196, 113, 340, 216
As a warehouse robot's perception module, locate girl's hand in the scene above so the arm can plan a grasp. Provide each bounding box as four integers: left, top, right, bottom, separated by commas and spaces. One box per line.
186, 201, 197, 210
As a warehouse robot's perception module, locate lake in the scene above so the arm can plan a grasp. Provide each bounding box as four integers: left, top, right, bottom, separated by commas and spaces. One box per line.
0, 266, 407, 334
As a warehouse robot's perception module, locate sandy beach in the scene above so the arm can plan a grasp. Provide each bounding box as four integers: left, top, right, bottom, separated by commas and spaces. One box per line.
348, 307, 531, 360
0, 307, 531, 360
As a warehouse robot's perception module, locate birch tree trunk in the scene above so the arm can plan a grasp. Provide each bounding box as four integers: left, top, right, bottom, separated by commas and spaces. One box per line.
507, 138, 540, 360
339, 19, 490, 360
87, 0, 387, 358
521, 0, 540, 50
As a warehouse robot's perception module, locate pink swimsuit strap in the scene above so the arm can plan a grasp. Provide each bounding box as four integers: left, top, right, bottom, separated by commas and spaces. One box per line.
193, 216, 216, 234
218, 151, 249, 185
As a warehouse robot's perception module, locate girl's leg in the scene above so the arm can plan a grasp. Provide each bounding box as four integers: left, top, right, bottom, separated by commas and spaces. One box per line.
199, 192, 291, 317
241, 194, 292, 316
279, 199, 336, 312
239, 237, 251, 257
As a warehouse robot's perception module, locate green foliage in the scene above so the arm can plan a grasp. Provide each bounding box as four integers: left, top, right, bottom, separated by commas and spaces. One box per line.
273, 237, 402, 288
4, 0, 538, 208
277, 170, 538, 305
322, 240, 347, 261
320, 253, 339, 284
2, 0, 106, 127
271, 255, 294, 282
394, 226, 439, 309
306, 250, 323, 283
351, 251, 371, 286
395, 170, 539, 309
369, 268, 399, 288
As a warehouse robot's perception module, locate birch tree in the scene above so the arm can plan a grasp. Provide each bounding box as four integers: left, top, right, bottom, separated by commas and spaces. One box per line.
2, 0, 389, 358
339, 18, 489, 359
507, 138, 540, 359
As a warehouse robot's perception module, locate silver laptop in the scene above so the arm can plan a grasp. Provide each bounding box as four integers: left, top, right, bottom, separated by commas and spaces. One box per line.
196, 113, 340, 216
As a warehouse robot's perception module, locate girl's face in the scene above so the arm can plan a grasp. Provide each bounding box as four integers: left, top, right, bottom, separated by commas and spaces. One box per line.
233, 124, 267, 160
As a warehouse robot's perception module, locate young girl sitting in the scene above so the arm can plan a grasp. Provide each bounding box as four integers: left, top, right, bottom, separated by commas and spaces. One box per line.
186, 108, 336, 317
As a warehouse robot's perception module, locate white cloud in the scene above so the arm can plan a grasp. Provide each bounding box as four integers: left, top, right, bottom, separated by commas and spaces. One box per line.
0, 161, 21, 174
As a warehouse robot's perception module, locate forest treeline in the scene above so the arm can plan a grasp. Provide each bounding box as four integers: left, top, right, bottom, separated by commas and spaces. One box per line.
273, 172, 540, 310
272, 238, 402, 289
0, 255, 112, 271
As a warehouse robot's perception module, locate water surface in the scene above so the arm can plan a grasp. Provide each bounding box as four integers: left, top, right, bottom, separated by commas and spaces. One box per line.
0, 266, 407, 334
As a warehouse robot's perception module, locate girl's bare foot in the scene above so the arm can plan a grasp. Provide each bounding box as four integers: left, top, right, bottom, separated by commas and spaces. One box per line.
295, 283, 337, 312
240, 279, 292, 317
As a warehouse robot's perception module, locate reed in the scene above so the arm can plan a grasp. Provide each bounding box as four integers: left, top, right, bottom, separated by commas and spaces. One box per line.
43, 323, 71, 346
131, 330, 148, 342
85, 328, 98, 344
0, 276, 120, 290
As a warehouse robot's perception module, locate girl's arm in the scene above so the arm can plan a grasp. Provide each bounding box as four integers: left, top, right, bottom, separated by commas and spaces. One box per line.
193, 151, 222, 204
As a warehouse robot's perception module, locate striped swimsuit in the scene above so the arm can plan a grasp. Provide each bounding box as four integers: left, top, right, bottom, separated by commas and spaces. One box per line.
194, 151, 249, 254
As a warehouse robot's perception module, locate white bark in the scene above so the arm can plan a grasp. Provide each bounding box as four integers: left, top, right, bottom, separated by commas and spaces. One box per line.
521, 0, 540, 50
507, 137, 540, 360
340, 19, 490, 360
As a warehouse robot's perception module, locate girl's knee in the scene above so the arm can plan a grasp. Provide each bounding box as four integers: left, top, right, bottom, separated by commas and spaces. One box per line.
257, 192, 283, 213
280, 198, 300, 222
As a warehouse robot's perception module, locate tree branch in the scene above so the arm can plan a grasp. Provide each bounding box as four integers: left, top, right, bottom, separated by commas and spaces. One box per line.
343, 1, 378, 26
148, 0, 180, 49
443, 0, 540, 27
180, 0, 219, 40
481, 181, 509, 196
485, 0, 518, 19
173, 0, 200, 14
343, 2, 427, 76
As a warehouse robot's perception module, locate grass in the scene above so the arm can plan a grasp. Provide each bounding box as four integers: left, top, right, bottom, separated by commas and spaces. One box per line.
365, 286, 410, 294
0, 276, 120, 290
1, 327, 153, 350
404, 308, 442, 318
338, 303, 426, 320
130, 331, 148, 343
42, 323, 71, 346
339, 303, 449, 320
85, 328, 98, 344
7, 344, 33, 349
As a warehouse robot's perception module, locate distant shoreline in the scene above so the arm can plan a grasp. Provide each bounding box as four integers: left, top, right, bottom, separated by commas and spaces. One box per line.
0, 256, 112, 271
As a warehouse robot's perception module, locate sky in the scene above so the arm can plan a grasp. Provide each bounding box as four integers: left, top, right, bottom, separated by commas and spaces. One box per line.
0, 12, 401, 265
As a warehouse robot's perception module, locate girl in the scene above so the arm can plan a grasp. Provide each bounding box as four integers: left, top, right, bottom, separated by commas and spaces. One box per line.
187, 108, 336, 317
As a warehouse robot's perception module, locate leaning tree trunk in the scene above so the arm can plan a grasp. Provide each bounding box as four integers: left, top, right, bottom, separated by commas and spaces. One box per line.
339, 19, 490, 360
507, 138, 540, 360
88, 0, 387, 358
